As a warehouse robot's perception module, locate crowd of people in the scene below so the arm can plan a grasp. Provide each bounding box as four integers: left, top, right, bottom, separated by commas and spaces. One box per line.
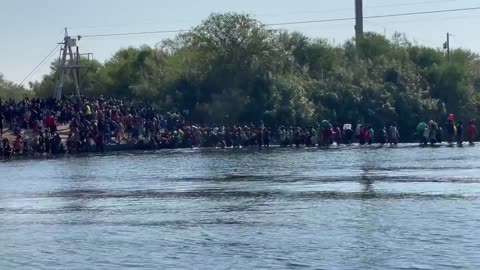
0, 96, 476, 157
0, 96, 275, 157
277, 122, 400, 147
416, 114, 477, 146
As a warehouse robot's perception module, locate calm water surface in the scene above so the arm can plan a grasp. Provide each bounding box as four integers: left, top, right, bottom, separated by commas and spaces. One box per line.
1, 145, 480, 269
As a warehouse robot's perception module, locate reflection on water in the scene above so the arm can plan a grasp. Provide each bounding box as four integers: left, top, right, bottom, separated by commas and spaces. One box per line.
1, 146, 480, 269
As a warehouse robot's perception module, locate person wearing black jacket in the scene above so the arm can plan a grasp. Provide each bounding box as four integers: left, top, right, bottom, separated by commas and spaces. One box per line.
457, 120, 464, 145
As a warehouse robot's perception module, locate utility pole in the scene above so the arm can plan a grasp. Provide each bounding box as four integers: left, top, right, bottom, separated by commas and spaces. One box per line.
355, 0, 364, 44
54, 28, 92, 100
443, 32, 451, 61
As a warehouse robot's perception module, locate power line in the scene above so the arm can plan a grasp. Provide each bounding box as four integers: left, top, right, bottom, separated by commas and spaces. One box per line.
365, 0, 458, 9
78, 6, 480, 39
24, 46, 62, 86
69, 0, 457, 31
366, 13, 478, 26
244, 0, 458, 19
81, 29, 186, 38
266, 7, 480, 26
20, 44, 60, 86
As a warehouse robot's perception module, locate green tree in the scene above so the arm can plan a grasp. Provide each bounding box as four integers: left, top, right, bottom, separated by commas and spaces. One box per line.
0, 73, 30, 100
25, 13, 480, 139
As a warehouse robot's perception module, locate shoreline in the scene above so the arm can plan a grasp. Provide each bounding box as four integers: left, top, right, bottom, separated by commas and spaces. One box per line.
1, 142, 477, 162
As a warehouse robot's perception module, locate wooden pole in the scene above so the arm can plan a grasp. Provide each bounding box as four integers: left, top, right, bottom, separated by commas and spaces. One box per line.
355, 0, 364, 44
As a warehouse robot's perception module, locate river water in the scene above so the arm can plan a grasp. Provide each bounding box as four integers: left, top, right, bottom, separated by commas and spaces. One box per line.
1, 145, 480, 269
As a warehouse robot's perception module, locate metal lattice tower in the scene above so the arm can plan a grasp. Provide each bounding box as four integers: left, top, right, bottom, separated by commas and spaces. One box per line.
54, 28, 92, 100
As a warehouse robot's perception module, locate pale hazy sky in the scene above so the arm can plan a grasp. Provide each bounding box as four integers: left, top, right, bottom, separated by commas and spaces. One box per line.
1, 0, 479, 86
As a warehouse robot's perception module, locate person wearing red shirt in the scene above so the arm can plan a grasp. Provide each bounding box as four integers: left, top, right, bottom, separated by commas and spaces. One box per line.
333, 125, 342, 145
45, 113, 57, 135
322, 124, 333, 145
468, 121, 477, 144
360, 127, 369, 145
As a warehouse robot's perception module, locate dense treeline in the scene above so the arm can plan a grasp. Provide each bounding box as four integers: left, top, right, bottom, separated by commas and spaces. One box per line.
20, 13, 480, 137
0, 74, 29, 100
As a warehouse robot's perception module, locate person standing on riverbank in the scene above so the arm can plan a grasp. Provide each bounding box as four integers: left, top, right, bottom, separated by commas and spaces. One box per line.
1, 138, 12, 157
45, 112, 57, 136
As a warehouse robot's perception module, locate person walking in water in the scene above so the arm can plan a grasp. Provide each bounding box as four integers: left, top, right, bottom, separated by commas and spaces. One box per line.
343, 123, 353, 145
428, 120, 439, 145
378, 126, 387, 145
355, 121, 362, 143
359, 126, 368, 145
368, 126, 374, 145
456, 120, 464, 146
333, 125, 342, 145
468, 121, 477, 144
446, 114, 455, 144
388, 123, 400, 145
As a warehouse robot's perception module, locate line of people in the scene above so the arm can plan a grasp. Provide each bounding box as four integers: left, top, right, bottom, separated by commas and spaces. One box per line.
417, 114, 477, 146
2, 96, 477, 158
277, 121, 400, 147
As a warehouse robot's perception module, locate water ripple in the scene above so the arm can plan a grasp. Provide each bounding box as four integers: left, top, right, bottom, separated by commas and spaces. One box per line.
1, 147, 480, 269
